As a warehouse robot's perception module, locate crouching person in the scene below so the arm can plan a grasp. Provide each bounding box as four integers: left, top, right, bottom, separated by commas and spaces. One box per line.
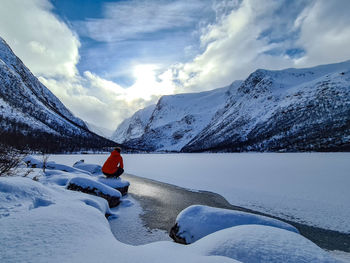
102, 147, 124, 178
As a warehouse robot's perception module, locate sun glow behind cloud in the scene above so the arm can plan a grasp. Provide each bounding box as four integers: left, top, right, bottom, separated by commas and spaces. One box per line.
129, 64, 175, 100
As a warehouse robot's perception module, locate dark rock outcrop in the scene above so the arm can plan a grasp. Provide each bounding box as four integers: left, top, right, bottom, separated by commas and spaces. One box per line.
169, 223, 188, 245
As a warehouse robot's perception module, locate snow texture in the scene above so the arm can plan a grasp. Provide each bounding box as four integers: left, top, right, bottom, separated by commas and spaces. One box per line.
192, 225, 339, 263
97, 177, 130, 188
174, 205, 299, 244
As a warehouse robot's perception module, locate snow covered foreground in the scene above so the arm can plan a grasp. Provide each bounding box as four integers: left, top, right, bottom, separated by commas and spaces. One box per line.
0, 156, 342, 263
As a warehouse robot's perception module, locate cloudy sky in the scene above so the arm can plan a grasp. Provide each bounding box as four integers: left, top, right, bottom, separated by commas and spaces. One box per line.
1, 0, 350, 133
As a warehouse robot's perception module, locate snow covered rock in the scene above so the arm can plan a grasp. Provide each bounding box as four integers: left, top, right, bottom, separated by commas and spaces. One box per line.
97, 176, 130, 196
192, 225, 339, 263
67, 177, 122, 207
71, 159, 130, 195
73, 159, 102, 175
170, 205, 299, 244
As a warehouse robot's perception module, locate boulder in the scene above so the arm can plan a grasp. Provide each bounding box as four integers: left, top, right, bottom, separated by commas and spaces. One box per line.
97, 177, 130, 196
170, 205, 299, 244
67, 177, 122, 207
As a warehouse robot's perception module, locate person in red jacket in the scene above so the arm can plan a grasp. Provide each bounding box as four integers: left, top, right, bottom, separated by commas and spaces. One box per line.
102, 147, 124, 178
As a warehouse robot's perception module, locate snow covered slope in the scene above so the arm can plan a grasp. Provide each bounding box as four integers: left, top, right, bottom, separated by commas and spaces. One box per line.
111, 104, 156, 143
85, 121, 114, 138
116, 81, 242, 151
183, 61, 350, 152
0, 36, 114, 151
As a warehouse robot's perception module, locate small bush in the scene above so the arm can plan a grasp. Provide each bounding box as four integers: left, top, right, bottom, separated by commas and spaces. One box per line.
0, 144, 26, 176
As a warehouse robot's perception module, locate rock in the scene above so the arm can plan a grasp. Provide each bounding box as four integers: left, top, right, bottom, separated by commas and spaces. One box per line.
97, 177, 130, 196
169, 205, 299, 244
169, 223, 187, 245
67, 177, 122, 208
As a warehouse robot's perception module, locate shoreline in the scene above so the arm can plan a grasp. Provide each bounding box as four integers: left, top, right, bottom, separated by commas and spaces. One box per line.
120, 173, 350, 252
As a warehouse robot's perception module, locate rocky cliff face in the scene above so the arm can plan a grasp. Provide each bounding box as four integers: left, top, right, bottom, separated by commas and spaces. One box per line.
113, 61, 350, 152
0, 37, 114, 151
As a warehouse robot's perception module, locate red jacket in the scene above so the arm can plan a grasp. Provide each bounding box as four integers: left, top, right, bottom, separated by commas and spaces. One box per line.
102, 150, 124, 174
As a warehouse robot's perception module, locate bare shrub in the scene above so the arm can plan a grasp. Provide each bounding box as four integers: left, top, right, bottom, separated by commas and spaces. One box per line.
42, 154, 49, 173
0, 144, 27, 176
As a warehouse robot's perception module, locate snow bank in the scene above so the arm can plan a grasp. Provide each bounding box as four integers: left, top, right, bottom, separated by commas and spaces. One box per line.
192, 225, 339, 263
171, 205, 298, 244
25, 156, 130, 197
24, 156, 90, 175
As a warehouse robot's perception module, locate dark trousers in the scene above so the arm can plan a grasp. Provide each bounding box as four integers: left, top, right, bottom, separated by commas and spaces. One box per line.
103, 167, 124, 178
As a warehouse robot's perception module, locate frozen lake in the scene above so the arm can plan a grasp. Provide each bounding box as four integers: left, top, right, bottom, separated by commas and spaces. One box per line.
49, 153, 350, 233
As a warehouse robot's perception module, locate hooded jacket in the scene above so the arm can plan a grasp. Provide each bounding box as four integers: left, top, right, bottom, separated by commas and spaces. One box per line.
102, 150, 124, 175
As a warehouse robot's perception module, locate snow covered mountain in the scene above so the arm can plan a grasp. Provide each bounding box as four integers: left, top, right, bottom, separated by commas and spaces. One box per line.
183, 61, 350, 152
111, 104, 156, 143
85, 121, 114, 138
113, 81, 242, 151
0, 37, 114, 151
114, 61, 350, 152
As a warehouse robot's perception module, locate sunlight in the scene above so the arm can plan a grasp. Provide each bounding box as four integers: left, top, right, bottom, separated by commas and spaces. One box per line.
126, 64, 175, 101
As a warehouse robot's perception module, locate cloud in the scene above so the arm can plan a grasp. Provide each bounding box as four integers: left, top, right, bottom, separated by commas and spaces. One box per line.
77, 0, 211, 42
39, 74, 158, 130
295, 0, 350, 66
0, 0, 80, 78
171, 0, 296, 92
171, 0, 350, 93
